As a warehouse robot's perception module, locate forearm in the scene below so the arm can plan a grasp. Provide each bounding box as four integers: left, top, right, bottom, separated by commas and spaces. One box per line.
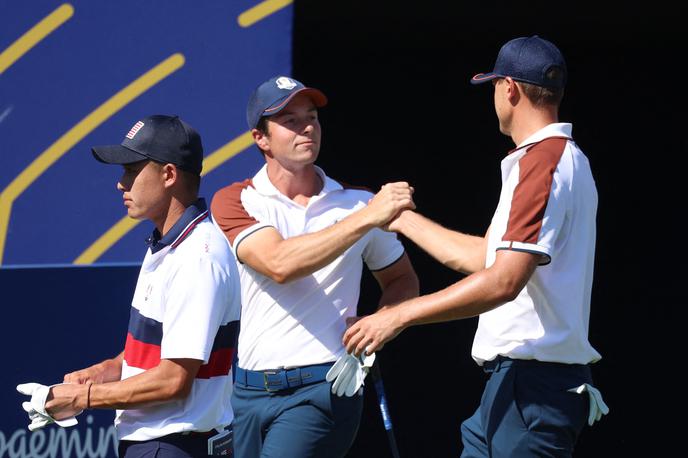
49, 359, 199, 418
397, 269, 509, 328
240, 181, 415, 283
394, 211, 486, 274
89, 358, 199, 410
343, 271, 505, 356
90, 369, 181, 409
344, 250, 539, 356
397, 249, 538, 327
263, 207, 378, 283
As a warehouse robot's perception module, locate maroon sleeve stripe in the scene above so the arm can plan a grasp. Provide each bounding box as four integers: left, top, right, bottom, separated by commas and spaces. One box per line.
503, 137, 566, 244
210, 179, 259, 246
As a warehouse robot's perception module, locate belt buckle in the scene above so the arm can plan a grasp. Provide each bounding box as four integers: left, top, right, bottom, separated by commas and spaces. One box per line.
263, 369, 282, 392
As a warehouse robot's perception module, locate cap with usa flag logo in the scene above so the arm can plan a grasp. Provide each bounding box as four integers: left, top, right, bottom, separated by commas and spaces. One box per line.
91, 115, 204, 175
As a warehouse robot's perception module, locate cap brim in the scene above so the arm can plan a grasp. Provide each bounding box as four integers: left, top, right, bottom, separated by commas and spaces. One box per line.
263, 87, 328, 116
91, 144, 148, 165
470, 72, 500, 84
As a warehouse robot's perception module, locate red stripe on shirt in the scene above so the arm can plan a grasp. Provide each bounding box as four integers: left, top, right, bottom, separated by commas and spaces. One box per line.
196, 348, 235, 379
171, 211, 209, 248
124, 332, 161, 370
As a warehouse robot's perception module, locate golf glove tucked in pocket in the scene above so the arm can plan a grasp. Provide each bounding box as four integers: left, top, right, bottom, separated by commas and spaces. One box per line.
568, 383, 609, 426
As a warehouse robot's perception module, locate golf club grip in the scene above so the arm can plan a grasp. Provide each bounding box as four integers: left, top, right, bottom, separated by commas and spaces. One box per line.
371, 362, 401, 458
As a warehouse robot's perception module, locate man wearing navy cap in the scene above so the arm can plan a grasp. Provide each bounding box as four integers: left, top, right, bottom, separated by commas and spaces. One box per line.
17, 115, 241, 457
344, 36, 608, 457
211, 76, 419, 457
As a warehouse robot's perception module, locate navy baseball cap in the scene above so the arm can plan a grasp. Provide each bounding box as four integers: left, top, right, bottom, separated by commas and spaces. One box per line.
471, 35, 567, 88
246, 76, 327, 129
92, 115, 204, 175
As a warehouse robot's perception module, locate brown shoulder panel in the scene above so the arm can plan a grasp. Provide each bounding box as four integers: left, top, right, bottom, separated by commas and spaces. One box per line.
210, 179, 258, 246
503, 138, 567, 244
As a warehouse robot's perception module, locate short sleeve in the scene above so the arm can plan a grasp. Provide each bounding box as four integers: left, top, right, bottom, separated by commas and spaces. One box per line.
362, 228, 405, 272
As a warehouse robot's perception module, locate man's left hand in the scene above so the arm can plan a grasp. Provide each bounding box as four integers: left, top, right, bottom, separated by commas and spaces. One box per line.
17, 382, 83, 431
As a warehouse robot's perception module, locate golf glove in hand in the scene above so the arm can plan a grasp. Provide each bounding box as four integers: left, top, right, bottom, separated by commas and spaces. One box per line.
17, 382, 80, 431
568, 383, 609, 426
326, 351, 376, 397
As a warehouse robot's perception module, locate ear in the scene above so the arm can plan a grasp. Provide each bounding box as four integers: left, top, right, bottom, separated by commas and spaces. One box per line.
162, 163, 178, 188
252, 128, 270, 153
504, 77, 520, 105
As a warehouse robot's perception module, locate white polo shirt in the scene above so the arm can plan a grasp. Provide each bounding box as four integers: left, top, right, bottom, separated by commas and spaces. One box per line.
115, 199, 242, 441
211, 165, 404, 371
472, 123, 602, 365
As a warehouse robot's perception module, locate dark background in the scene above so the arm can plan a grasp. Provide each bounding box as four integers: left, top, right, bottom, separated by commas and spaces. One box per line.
292, 1, 684, 456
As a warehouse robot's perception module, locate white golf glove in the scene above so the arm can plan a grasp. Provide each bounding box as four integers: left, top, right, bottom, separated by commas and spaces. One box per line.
568, 383, 609, 426
17, 382, 81, 431
326, 351, 376, 397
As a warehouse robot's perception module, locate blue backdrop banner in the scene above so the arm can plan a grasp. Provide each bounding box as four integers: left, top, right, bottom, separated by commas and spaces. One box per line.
0, 0, 293, 266
1, 1, 292, 456
1, 265, 138, 458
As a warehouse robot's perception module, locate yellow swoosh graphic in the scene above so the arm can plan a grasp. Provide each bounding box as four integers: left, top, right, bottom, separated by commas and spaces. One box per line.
238, 0, 293, 27
0, 53, 185, 264
0, 3, 74, 74
73, 131, 255, 265
201, 131, 254, 175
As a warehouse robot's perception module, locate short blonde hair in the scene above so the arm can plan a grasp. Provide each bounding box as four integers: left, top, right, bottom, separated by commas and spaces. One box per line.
517, 67, 565, 107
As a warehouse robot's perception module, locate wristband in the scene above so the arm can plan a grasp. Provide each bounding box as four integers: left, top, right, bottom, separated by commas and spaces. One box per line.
86, 383, 93, 409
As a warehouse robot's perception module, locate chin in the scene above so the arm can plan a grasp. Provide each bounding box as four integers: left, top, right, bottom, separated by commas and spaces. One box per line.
126, 209, 143, 220
306, 147, 320, 159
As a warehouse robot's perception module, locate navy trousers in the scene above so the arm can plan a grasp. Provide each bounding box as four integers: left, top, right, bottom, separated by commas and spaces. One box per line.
231, 379, 363, 458
118, 432, 212, 457
460, 357, 592, 458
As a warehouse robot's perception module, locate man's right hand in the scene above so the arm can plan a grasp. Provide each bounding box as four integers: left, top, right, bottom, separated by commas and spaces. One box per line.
63, 367, 103, 384
63, 353, 123, 384
365, 182, 415, 227
384, 208, 414, 233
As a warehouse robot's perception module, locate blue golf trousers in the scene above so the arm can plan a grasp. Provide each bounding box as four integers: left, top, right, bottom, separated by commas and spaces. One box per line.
231, 379, 363, 458
461, 356, 592, 458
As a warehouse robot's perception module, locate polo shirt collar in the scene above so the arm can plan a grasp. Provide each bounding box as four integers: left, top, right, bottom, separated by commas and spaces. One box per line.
146, 198, 209, 253
510, 123, 573, 154
252, 164, 342, 198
